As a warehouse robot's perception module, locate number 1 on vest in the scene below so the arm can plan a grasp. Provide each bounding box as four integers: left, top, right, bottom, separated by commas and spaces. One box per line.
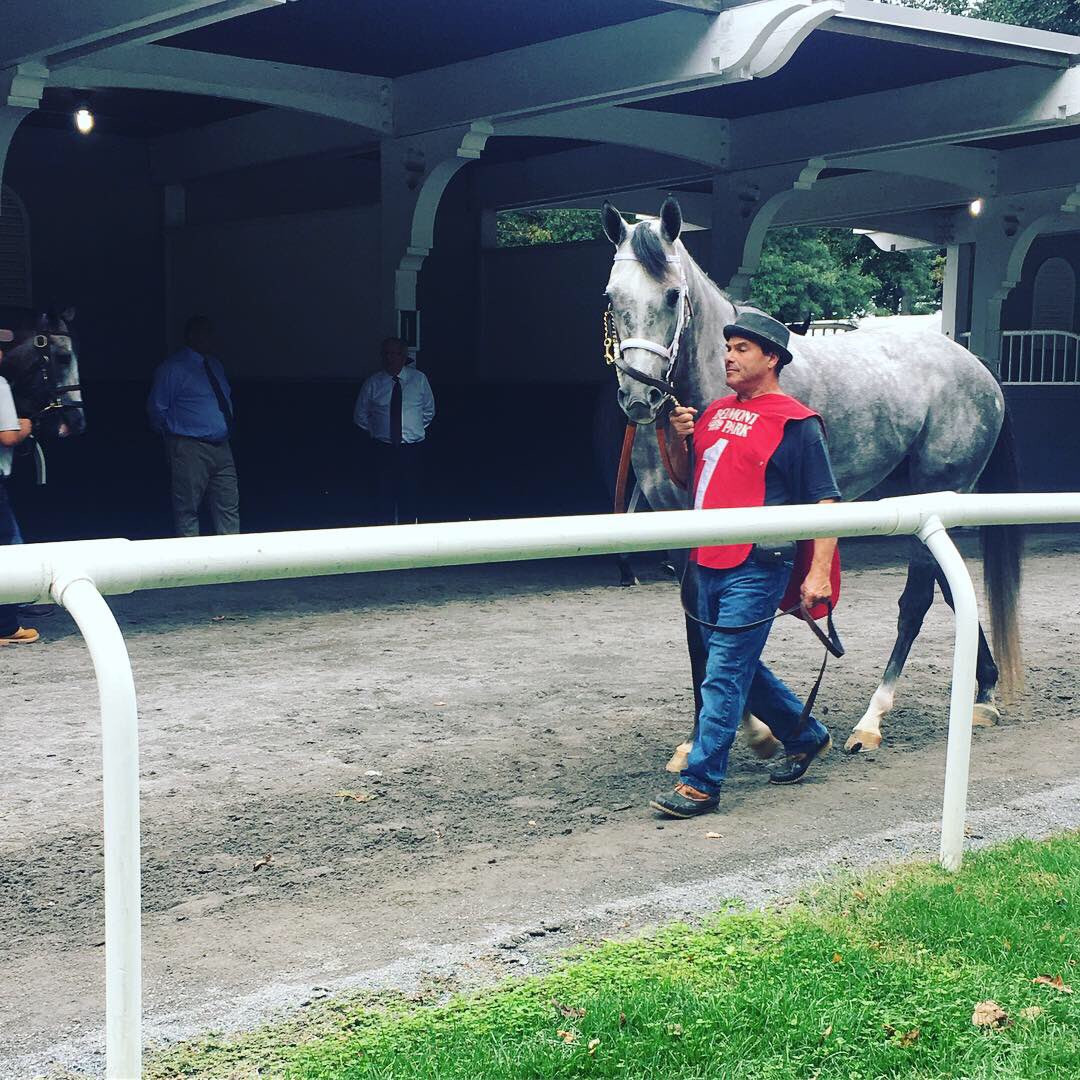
694, 438, 728, 510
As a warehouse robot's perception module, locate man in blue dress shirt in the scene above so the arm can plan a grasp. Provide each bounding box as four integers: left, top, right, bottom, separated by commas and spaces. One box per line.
353, 337, 435, 524
147, 315, 239, 536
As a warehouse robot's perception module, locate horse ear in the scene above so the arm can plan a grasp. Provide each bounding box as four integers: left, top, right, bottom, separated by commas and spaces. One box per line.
660, 197, 682, 244
601, 201, 627, 246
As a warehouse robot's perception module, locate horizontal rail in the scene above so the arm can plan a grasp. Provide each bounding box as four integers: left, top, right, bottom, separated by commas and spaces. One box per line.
6, 491, 1080, 606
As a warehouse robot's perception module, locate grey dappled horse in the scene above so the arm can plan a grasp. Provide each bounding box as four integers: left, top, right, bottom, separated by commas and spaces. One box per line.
601, 197, 1021, 758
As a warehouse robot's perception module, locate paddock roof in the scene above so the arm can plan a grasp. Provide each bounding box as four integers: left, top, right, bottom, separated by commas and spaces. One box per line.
10, 0, 1079, 145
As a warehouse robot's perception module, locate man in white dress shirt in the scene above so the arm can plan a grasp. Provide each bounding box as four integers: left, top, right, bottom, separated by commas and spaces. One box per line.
353, 337, 435, 524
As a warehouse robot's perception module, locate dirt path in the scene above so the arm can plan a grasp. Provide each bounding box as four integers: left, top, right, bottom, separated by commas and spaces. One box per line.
3, 529, 1080, 1077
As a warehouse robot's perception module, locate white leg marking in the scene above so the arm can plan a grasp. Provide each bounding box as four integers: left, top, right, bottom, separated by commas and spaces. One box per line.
845, 684, 893, 753
741, 711, 781, 759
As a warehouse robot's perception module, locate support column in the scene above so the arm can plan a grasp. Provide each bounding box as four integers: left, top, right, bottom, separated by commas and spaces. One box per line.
378, 122, 492, 355
940, 242, 974, 342
0, 63, 48, 186
967, 207, 1018, 371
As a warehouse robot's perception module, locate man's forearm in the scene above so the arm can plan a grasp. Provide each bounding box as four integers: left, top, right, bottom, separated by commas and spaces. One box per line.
809, 498, 838, 574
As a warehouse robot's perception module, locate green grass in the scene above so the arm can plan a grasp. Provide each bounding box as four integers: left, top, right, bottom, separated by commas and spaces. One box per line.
147, 834, 1080, 1079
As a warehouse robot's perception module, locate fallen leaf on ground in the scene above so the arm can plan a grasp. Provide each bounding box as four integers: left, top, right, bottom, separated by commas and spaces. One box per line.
1032, 975, 1072, 993
972, 1000, 1010, 1028
588, 1038, 600, 1055
557, 1029, 577, 1044
253, 853, 273, 871
831, 953, 843, 963
820, 1025, 833, 1041
334, 790, 376, 803
551, 999, 586, 1019
619, 1012, 627, 1028
1020, 1006, 1044, 1020
704, 831, 722, 839
899, 1028, 920, 1047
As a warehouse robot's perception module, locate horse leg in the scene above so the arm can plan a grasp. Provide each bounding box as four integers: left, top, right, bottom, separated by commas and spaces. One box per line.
934, 568, 1001, 726
666, 608, 704, 772
846, 550, 937, 753
616, 555, 639, 587
742, 711, 782, 758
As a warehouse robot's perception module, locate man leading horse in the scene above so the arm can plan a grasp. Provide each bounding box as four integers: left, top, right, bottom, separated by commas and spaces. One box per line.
650, 312, 840, 818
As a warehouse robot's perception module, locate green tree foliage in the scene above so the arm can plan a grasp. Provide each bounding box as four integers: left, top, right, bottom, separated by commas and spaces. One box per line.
749, 228, 942, 322
895, 0, 1079, 33
497, 208, 604, 247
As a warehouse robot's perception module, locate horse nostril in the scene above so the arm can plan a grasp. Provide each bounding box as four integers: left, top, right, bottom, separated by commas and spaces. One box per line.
647, 387, 665, 407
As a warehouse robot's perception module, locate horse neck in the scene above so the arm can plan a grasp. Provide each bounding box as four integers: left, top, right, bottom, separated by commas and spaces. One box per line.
675, 247, 736, 410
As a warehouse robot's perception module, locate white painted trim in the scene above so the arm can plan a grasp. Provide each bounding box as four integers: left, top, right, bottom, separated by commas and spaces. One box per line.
50, 43, 393, 131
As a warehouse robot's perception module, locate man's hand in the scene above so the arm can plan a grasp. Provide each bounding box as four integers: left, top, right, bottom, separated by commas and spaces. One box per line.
800, 568, 832, 609
668, 404, 697, 438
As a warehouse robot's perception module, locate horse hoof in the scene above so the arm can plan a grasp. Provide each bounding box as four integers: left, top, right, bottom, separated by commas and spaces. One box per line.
748, 732, 782, 760
844, 729, 882, 754
619, 575, 639, 587
665, 742, 692, 773
972, 703, 1000, 728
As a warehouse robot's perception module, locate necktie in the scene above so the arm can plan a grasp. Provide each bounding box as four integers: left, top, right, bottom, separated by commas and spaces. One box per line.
390, 375, 403, 446
202, 357, 234, 435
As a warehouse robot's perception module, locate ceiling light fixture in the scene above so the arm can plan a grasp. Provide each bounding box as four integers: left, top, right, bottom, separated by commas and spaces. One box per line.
968, 197, 984, 217
74, 106, 94, 135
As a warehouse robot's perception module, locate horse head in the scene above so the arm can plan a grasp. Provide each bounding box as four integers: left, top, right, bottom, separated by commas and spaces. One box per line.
601, 197, 689, 426
4, 305, 86, 440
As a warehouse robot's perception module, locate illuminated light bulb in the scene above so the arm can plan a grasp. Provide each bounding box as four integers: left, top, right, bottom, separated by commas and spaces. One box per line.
74, 107, 94, 135
968, 197, 984, 217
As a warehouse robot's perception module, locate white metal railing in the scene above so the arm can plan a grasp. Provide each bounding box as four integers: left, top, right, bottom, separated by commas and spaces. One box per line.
6, 492, 1080, 1077
805, 319, 857, 335
999, 330, 1080, 385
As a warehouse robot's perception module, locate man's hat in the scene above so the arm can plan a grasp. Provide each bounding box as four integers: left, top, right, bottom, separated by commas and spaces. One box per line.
723, 312, 792, 368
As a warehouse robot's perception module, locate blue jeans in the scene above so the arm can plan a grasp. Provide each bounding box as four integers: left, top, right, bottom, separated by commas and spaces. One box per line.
681, 559, 830, 796
0, 478, 24, 636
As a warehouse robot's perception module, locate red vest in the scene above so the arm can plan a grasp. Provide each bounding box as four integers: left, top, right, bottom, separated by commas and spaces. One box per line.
690, 392, 840, 616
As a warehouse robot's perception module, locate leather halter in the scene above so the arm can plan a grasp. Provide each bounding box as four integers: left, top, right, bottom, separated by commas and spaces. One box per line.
605, 252, 692, 405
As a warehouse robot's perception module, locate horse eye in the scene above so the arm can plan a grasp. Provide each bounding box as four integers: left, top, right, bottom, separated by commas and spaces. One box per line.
665, 288, 680, 307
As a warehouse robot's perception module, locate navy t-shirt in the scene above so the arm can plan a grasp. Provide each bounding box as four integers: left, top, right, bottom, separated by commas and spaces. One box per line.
763, 417, 841, 506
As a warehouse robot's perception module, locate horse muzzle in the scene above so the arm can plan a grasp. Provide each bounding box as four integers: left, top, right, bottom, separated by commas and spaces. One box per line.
618, 384, 665, 425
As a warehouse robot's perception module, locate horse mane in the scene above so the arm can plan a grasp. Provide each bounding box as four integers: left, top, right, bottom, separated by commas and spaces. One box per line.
630, 224, 673, 281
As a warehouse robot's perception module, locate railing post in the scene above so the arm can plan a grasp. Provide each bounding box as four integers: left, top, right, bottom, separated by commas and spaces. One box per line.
917, 516, 980, 871
53, 573, 142, 1079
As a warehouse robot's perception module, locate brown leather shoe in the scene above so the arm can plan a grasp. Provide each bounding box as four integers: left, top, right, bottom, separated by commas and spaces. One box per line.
0, 626, 40, 644
650, 783, 720, 818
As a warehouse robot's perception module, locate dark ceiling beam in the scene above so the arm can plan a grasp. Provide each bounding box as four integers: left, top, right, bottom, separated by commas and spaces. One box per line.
1, 0, 281, 71
730, 63, 1080, 170
393, 1, 840, 135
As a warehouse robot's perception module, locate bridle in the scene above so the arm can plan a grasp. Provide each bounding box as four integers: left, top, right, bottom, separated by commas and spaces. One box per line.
603, 252, 692, 407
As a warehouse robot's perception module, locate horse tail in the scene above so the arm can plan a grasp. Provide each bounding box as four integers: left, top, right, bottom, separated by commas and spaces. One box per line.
979, 402, 1023, 699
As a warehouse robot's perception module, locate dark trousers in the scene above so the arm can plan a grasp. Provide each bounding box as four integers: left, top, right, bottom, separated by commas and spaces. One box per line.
164, 434, 240, 536
372, 440, 424, 525
0, 478, 23, 635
